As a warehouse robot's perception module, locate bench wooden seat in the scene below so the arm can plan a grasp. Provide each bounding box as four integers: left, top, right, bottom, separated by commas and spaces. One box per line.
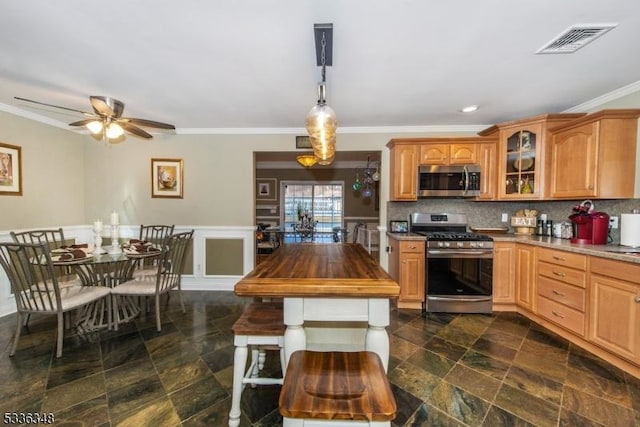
279, 350, 397, 426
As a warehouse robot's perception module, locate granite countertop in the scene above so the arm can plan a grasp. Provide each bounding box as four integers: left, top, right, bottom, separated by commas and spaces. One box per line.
386, 231, 640, 264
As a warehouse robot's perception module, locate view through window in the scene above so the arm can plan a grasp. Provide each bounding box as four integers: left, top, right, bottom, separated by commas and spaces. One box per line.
282, 181, 343, 236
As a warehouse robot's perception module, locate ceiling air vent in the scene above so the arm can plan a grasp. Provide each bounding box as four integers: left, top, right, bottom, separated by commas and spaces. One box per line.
536, 23, 617, 54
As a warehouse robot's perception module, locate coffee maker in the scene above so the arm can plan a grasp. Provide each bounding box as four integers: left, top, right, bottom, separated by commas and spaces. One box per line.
569, 201, 610, 244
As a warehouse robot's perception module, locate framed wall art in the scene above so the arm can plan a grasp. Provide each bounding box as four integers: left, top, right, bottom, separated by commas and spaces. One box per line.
151, 158, 184, 198
256, 178, 277, 201
389, 220, 409, 233
295, 135, 312, 149
0, 142, 22, 196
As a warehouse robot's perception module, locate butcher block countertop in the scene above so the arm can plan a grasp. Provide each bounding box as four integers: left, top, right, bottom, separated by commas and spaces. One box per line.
235, 243, 400, 299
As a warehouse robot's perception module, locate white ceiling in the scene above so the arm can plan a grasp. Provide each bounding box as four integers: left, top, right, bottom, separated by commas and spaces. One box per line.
1, 0, 639, 136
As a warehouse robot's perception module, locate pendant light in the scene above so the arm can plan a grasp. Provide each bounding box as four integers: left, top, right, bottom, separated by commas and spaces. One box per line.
296, 154, 317, 168
306, 23, 337, 165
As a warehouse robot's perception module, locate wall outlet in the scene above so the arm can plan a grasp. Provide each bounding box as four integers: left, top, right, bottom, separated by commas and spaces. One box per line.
540, 213, 548, 221
501, 213, 509, 222
610, 216, 619, 229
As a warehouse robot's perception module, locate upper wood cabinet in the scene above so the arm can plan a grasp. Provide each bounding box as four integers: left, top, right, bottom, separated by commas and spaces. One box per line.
479, 114, 585, 200
548, 109, 640, 199
387, 141, 418, 201
477, 142, 497, 200
420, 142, 477, 165
387, 137, 494, 201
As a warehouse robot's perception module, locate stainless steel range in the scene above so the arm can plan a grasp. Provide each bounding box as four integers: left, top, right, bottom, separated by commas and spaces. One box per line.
410, 213, 493, 314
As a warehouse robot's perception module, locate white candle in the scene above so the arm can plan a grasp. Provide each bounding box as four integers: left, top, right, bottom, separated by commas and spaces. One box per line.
94, 219, 103, 232
110, 211, 119, 225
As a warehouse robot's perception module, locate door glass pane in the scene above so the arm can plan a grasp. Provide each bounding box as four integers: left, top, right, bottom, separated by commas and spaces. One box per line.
283, 182, 344, 239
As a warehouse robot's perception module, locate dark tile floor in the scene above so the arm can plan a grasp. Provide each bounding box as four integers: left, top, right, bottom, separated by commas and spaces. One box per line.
1, 291, 639, 426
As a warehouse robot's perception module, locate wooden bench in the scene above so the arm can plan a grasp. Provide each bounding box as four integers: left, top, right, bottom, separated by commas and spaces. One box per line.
229, 302, 285, 427
279, 350, 397, 426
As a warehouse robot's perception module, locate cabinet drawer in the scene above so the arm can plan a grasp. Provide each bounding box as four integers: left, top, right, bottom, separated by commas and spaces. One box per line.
537, 247, 587, 270
399, 241, 425, 254
537, 261, 586, 288
537, 275, 586, 311
537, 295, 585, 336
590, 256, 640, 284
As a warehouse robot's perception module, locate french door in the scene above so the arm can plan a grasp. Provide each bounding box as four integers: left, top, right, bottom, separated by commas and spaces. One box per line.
281, 181, 344, 235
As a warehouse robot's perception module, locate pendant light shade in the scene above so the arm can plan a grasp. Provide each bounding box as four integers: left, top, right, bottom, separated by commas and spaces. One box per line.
306, 24, 337, 165
296, 154, 317, 167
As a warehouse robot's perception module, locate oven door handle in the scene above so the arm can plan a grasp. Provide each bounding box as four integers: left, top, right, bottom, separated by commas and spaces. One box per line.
428, 296, 492, 302
427, 249, 494, 256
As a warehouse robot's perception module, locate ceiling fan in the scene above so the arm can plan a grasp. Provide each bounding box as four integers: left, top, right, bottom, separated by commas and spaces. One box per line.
14, 95, 175, 143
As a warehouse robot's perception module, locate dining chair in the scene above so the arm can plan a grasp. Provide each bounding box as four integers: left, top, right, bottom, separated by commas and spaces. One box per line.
0, 242, 111, 358
111, 230, 193, 331
132, 224, 175, 281
10, 228, 83, 327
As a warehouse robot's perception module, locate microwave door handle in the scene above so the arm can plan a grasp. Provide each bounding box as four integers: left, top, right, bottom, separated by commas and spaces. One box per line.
462, 166, 469, 195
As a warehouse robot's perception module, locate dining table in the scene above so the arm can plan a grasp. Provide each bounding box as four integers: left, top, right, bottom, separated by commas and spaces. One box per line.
51, 248, 162, 332
234, 243, 400, 371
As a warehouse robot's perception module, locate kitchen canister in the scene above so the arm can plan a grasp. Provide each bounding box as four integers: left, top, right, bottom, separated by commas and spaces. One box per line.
620, 211, 640, 247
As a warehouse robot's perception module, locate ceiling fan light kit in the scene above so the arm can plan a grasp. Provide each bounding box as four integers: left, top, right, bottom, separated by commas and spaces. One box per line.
14, 95, 175, 144
305, 23, 337, 165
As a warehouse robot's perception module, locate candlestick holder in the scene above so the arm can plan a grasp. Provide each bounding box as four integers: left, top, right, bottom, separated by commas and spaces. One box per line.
93, 231, 106, 254
109, 224, 122, 254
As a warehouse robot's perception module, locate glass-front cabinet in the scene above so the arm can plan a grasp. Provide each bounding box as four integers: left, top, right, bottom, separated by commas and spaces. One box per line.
499, 123, 542, 199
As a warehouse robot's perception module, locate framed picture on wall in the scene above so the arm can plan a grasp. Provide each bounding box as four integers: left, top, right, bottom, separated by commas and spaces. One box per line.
295, 135, 312, 149
151, 158, 184, 198
0, 142, 22, 196
256, 178, 277, 201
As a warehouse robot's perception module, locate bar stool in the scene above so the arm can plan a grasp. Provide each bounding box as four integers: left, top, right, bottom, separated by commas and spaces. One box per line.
279, 350, 397, 426
229, 302, 285, 427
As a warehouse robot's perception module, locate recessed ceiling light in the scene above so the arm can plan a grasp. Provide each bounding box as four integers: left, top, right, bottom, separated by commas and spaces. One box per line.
461, 105, 479, 113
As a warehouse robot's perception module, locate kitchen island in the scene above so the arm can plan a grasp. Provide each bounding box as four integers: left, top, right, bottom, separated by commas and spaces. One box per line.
234, 243, 400, 370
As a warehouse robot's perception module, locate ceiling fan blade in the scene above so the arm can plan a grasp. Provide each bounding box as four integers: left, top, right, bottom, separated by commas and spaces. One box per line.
14, 96, 94, 116
90, 96, 115, 117
120, 122, 153, 139
123, 117, 176, 130
69, 118, 99, 127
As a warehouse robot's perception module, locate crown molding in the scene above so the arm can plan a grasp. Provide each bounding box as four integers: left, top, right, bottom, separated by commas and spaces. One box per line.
563, 80, 640, 112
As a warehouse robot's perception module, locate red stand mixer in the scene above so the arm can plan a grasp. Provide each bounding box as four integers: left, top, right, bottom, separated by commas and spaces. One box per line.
568, 200, 610, 245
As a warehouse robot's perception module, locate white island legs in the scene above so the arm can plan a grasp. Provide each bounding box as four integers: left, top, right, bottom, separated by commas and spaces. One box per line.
282, 297, 391, 371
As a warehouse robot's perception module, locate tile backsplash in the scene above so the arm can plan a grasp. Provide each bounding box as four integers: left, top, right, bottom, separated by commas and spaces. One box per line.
387, 198, 640, 244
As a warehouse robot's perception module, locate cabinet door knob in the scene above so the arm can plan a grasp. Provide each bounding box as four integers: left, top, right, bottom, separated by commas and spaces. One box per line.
551, 310, 565, 319
635, 296, 640, 303
552, 256, 566, 261
552, 289, 565, 296
552, 271, 566, 278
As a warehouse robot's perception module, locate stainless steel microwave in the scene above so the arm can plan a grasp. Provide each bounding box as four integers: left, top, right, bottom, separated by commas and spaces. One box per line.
418, 165, 481, 197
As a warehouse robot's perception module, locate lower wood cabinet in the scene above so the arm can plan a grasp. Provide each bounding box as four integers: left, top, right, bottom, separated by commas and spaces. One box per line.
515, 245, 535, 311
589, 257, 640, 365
492, 242, 515, 308
388, 238, 425, 309
535, 247, 587, 336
